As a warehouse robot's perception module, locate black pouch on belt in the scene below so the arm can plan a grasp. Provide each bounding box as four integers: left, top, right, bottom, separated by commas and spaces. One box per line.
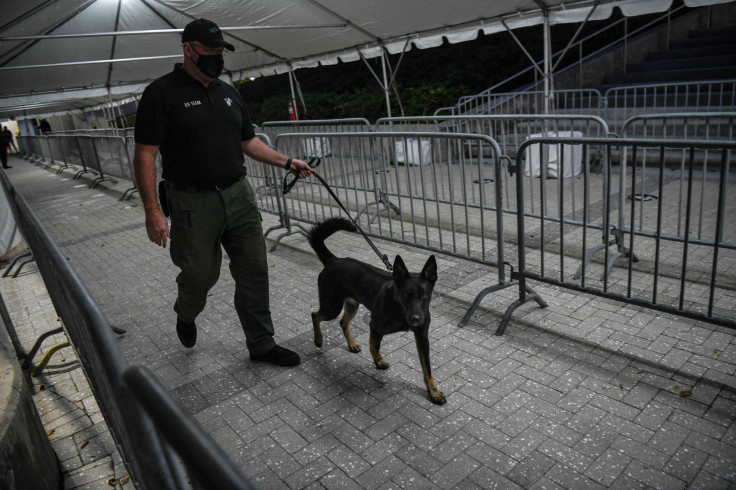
158, 180, 170, 217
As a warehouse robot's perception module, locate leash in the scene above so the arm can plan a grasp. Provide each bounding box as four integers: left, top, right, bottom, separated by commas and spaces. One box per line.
283, 158, 393, 272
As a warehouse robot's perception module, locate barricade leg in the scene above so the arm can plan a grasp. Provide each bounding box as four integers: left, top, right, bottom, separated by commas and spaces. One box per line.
119, 187, 139, 201
572, 228, 639, 280
458, 281, 517, 328
2, 251, 32, 278
21, 326, 64, 371
31, 341, 70, 377
11, 257, 36, 278
496, 286, 548, 336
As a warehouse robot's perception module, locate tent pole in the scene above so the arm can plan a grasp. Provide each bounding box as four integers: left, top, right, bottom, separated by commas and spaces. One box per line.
543, 12, 553, 116
288, 68, 299, 121
380, 48, 392, 118
115, 101, 126, 130
107, 90, 118, 136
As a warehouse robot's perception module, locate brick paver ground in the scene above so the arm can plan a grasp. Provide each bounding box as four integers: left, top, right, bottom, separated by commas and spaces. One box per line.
2, 154, 735, 489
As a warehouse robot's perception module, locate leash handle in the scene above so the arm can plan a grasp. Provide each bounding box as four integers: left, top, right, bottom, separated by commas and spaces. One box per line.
283, 157, 320, 194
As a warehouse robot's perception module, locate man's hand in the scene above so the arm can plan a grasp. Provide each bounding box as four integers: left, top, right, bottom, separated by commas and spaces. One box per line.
290, 158, 315, 179
145, 208, 170, 248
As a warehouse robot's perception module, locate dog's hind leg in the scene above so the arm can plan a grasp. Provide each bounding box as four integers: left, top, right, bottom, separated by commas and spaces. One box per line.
369, 331, 389, 369
414, 331, 446, 405
312, 281, 344, 349
311, 311, 324, 348
340, 298, 361, 353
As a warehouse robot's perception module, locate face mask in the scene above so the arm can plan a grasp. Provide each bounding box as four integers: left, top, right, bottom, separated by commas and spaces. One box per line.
195, 52, 224, 78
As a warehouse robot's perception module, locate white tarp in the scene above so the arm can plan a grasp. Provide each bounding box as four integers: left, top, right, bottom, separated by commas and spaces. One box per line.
0, 0, 732, 118
525, 132, 584, 179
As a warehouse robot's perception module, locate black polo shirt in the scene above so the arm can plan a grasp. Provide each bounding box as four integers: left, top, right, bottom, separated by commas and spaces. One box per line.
134, 64, 256, 187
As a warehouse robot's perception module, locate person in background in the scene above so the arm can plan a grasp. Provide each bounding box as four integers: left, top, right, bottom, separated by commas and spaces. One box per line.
133, 18, 313, 366
3, 127, 18, 153
0, 128, 10, 169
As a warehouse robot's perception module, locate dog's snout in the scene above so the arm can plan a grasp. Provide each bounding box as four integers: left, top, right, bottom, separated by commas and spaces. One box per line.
409, 314, 423, 326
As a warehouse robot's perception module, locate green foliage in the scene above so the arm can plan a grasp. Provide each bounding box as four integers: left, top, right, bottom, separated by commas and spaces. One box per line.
400, 83, 469, 116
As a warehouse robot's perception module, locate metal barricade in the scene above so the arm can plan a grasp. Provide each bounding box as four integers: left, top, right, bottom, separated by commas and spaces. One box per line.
242, 133, 298, 245
452, 89, 603, 117
376, 114, 612, 176
19, 136, 45, 165
504, 136, 736, 335
91, 135, 138, 197
262, 118, 372, 138
37, 137, 53, 167
578, 113, 736, 279
262, 118, 373, 161
621, 112, 736, 141
92, 136, 134, 181
272, 131, 540, 323
604, 80, 736, 134
46, 135, 71, 173
76, 135, 112, 188
16, 136, 31, 157
51, 134, 89, 179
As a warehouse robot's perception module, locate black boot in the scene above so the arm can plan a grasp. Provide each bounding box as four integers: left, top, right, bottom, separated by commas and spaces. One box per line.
176, 317, 197, 348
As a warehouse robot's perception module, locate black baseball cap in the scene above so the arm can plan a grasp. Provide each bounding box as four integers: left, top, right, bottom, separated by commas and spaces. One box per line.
182, 18, 235, 51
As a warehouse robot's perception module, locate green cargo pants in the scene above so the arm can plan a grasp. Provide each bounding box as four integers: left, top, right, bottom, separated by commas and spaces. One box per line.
167, 177, 276, 355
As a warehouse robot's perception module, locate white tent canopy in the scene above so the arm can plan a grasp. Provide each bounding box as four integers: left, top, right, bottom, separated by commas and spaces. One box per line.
0, 0, 731, 119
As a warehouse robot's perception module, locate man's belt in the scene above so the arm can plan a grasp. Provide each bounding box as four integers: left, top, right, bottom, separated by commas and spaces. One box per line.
165, 175, 244, 192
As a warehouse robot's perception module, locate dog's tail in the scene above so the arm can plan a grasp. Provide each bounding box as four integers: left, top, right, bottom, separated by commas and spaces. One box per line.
308, 217, 357, 265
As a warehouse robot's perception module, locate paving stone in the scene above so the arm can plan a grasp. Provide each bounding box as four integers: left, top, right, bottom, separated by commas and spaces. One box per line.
537, 438, 593, 473
688, 470, 731, 490
545, 462, 606, 490
648, 420, 691, 456
502, 427, 548, 461
354, 454, 408, 490
633, 400, 674, 431
395, 443, 444, 478
429, 453, 481, 489
585, 448, 631, 486
624, 459, 687, 490
326, 445, 371, 478
506, 450, 556, 488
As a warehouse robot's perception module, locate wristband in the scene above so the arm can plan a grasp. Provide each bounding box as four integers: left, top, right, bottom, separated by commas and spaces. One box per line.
285, 157, 293, 171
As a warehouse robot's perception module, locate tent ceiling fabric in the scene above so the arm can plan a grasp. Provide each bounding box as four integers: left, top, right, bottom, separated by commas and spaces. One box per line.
0, 0, 729, 118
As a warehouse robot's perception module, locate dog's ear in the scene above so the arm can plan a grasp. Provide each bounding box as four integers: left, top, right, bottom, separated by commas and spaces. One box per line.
421, 255, 438, 284
392, 255, 410, 284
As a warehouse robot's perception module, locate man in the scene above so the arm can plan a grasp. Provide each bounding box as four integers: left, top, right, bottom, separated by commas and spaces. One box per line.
133, 18, 313, 366
3, 127, 18, 153
0, 128, 10, 169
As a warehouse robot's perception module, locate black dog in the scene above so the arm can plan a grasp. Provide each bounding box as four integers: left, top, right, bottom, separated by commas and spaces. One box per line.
308, 217, 445, 404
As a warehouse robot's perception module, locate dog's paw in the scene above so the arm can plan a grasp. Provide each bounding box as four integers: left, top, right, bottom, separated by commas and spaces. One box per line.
375, 360, 389, 370
429, 390, 447, 405
348, 343, 361, 353
314, 338, 322, 348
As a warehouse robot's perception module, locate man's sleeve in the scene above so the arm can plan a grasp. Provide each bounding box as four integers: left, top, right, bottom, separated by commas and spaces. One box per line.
134, 83, 167, 145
